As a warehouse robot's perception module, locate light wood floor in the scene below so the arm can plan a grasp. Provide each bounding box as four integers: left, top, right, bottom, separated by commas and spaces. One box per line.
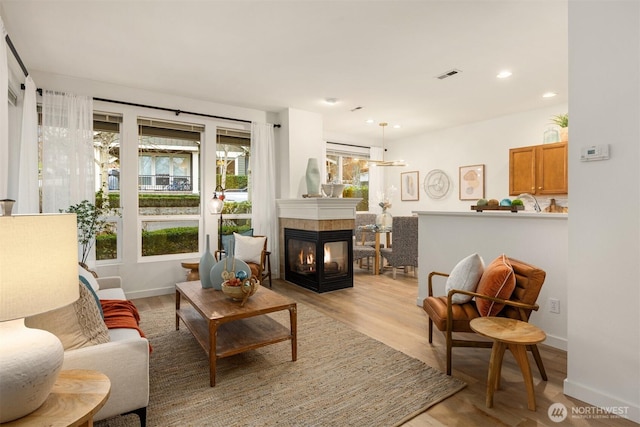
133, 268, 636, 427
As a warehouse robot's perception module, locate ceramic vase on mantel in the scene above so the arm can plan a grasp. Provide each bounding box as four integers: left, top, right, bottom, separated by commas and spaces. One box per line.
305, 158, 321, 196
199, 234, 215, 289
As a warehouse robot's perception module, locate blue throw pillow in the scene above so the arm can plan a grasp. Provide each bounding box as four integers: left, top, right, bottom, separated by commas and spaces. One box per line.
79, 276, 104, 318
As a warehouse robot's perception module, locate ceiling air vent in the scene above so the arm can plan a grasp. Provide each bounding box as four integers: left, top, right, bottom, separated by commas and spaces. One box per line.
436, 69, 462, 80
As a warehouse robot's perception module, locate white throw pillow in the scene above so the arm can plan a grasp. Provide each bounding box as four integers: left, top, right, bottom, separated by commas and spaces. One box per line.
79, 264, 100, 291
234, 233, 266, 264
445, 253, 485, 304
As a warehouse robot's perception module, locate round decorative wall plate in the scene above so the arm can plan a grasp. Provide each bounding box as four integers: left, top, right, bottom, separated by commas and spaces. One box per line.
424, 169, 451, 199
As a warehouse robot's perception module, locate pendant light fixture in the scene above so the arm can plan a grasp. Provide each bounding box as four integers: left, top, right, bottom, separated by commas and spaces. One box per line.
369, 122, 406, 167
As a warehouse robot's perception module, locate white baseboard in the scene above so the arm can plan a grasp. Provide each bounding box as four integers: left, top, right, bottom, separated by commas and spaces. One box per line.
126, 286, 175, 300
564, 379, 640, 424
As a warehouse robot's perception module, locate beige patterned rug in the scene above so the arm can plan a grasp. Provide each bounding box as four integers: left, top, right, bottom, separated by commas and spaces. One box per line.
96, 302, 465, 427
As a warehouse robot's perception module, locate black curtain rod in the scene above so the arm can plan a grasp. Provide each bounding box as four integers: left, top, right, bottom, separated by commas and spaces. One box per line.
5, 34, 29, 77
17, 87, 281, 128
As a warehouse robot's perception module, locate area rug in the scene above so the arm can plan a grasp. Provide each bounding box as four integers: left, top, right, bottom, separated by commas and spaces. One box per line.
96, 302, 465, 427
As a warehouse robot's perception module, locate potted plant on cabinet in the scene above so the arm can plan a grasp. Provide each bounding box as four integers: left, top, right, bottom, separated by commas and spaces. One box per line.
551, 113, 568, 141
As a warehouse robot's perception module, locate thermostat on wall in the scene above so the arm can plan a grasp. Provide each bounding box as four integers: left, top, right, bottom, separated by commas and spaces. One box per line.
580, 144, 610, 162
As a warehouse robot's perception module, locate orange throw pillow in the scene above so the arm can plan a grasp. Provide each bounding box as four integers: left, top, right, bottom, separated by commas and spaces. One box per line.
475, 254, 516, 316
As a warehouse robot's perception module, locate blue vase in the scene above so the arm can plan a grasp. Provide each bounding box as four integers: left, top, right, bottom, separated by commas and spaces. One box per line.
199, 235, 215, 288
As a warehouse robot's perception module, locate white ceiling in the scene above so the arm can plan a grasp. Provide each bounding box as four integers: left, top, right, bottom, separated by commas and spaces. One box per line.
1, 0, 568, 142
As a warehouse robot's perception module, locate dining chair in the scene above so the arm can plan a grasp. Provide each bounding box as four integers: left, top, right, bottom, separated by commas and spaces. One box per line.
355, 212, 378, 247
379, 215, 418, 278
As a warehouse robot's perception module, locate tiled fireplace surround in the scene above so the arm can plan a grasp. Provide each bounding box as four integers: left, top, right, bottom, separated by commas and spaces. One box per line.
276, 198, 361, 290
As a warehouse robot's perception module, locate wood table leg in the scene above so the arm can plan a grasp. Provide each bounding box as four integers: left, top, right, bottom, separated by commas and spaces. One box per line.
209, 321, 218, 387
494, 341, 507, 390
509, 343, 537, 410
486, 341, 506, 408
374, 233, 381, 275
175, 290, 181, 331
289, 305, 297, 361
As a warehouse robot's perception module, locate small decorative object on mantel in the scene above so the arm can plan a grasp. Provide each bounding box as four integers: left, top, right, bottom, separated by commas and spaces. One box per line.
305, 158, 321, 197
0, 199, 15, 216
471, 198, 524, 212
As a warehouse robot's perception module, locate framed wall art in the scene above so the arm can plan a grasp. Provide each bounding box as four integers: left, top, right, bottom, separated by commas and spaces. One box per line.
459, 164, 485, 200
400, 171, 419, 201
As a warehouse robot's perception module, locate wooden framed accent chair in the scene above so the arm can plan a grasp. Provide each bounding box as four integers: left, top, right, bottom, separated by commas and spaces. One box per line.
379, 215, 418, 278
218, 233, 272, 288
422, 254, 547, 379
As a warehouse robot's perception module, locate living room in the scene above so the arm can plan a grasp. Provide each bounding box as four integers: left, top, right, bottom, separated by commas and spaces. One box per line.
0, 1, 638, 426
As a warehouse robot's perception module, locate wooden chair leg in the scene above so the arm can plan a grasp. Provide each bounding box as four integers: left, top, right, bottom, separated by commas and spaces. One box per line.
428, 318, 433, 343
528, 344, 548, 381
446, 331, 453, 375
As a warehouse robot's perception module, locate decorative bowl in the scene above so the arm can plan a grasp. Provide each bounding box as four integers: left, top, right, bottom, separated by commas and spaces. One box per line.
321, 184, 346, 198
221, 277, 259, 303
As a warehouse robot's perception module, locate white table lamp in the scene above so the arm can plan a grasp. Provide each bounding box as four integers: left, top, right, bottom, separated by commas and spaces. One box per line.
0, 214, 79, 423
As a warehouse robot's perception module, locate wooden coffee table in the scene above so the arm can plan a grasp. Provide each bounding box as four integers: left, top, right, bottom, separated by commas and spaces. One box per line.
175, 281, 297, 386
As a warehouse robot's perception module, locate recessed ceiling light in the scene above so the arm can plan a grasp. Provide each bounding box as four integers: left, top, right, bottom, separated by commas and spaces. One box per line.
393, 124, 401, 129
542, 92, 557, 98
324, 98, 338, 105
365, 119, 375, 124
497, 70, 512, 79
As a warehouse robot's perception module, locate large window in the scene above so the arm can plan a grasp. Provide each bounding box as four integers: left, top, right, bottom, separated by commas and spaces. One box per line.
217, 128, 252, 235
326, 143, 369, 211
94, 112, 122, 262
138, 118, 202, 258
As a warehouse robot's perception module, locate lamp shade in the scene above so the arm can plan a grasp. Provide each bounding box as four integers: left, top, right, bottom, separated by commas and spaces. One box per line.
0, 214, 79, 321
208, 196, 224, 214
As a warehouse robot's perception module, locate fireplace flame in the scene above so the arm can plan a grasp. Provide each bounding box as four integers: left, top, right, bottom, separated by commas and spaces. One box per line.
324, 246, 331, 263
298, 249, 314, 265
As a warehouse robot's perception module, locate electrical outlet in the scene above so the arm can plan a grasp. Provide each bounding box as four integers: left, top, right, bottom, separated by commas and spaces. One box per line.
549, 298, 560, 314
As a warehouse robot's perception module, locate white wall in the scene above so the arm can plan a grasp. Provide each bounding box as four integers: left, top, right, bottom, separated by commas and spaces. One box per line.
279, 108, 324, 198
387, 103, 568, 215
565, 1, 639, 423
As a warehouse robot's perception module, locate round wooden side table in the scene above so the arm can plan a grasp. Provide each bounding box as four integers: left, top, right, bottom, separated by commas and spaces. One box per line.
1, 369, 111, 427
181, 260, 200, 281
470, 317, 546, 411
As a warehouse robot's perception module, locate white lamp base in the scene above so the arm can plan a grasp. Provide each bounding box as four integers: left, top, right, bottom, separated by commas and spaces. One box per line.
0, 319, 64, 423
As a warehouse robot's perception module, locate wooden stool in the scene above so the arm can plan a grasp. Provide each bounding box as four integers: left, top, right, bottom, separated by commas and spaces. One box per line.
181, 260, 200, 282
470, 317, 546, 411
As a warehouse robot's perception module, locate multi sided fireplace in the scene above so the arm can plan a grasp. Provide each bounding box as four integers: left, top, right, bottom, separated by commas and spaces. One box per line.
284, 228, 353, 293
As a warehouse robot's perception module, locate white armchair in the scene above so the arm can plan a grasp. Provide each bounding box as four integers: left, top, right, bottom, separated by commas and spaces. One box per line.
62, 275, 149, 425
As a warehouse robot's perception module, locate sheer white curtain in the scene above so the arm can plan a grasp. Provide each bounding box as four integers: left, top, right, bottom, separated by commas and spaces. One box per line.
0, 18, 9, 199
250, 122, 277, 274
16, 76, 39, 213
368, 147, 384, 211
41, 90, 94, 213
